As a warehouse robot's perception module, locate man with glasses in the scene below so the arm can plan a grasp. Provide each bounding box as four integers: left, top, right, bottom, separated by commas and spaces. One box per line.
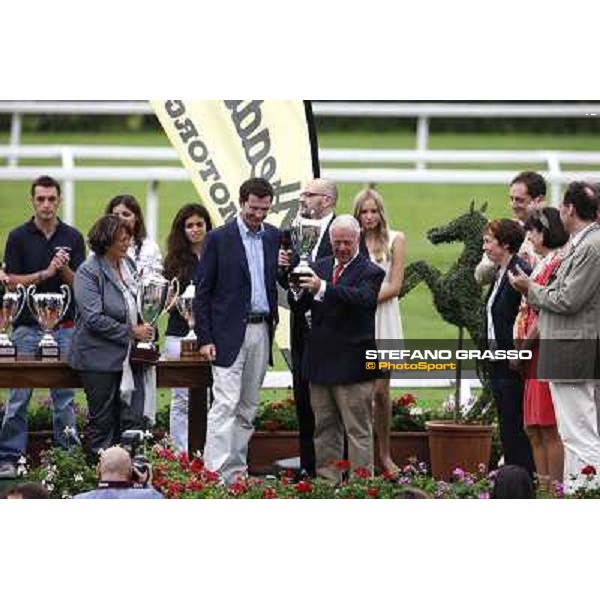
476, 171, 546, 285
279, 179, 338, 477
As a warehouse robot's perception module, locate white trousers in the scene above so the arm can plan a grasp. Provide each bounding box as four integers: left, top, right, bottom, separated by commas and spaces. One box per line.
203, 323, 269, 484
549, 381, 600, 492
164, 335, 188, 453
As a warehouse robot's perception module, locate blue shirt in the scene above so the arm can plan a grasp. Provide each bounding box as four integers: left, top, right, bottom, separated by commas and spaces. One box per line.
74, 486, 164, 499
4, 218, 86, 327
237, 216, 269, 314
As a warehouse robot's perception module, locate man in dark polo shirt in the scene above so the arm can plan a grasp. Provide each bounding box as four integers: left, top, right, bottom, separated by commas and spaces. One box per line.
0, 175, 85, 478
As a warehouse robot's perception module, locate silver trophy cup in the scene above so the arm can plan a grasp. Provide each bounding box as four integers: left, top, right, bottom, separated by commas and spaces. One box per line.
27, 284, 71, 359
289, 214, 321, 299
176, 283, 199, 358
0, 283, 26, 358
131, 271, 179, 363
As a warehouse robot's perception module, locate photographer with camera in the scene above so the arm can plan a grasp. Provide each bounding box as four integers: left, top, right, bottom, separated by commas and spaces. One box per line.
74, 440, 163, 499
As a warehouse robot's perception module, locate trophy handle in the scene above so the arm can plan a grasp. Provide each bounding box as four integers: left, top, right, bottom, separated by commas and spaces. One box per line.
164, 278, 180, 314
26, 285, 38, 320
59, 284, 71, 321
14, 284, 27, 321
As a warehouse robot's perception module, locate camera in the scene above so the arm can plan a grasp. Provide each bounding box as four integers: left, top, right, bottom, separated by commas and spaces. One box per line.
120, 429, 151, 485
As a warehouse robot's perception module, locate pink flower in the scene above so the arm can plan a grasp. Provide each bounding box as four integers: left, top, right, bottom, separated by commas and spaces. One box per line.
263, 488, 278, 499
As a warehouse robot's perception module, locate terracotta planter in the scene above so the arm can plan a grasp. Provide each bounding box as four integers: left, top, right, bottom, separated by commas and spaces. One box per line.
374, 431, 430, 472
249, 430, 431, 476
248, 431, 301, 475
425, 420, 494, 481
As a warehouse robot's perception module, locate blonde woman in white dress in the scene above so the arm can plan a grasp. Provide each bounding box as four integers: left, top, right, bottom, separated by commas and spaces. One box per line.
354, 186, 405, 474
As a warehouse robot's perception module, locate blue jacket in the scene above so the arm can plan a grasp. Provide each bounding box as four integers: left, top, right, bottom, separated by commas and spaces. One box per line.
194, 219, 280, 368
290, 253, 385, 384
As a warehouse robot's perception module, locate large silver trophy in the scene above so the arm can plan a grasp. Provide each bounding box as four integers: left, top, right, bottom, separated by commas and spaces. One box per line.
176, 283, 200, 358
130, 271, 179, 364
27, 284, 71, 359
289, 213, 321, 299
0, 283, 26, 358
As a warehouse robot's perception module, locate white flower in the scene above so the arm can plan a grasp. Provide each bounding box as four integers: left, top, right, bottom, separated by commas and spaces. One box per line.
63, 426, 77, 438
46, 484, 54, 492
17, 466, 28, 477
62, 493, 72, 499
193, 450, 203, 459
409, 406, 423, 416
74, 474, 83, 482
17, 456, 27, 466
143, 430, 153, 441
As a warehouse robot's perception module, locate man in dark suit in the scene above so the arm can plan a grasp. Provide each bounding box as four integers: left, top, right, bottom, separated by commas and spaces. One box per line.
290, 215, 385, 483
284, 178, 338, 476
195, 178, 280, 484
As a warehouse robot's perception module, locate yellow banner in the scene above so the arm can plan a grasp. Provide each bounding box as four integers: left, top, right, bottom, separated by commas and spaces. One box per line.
151, 100, 319, 360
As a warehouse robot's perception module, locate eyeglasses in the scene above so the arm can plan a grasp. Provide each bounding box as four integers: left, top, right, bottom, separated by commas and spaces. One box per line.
300, 192, 328, 199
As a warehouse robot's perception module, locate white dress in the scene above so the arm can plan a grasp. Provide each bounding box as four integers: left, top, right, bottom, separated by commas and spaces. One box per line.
370, 232, 404, 341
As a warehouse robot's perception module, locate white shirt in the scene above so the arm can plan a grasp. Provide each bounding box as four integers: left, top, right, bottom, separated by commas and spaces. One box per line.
486, 265, 507, 352
311, 213, 335, 261
314, 251, 360, 301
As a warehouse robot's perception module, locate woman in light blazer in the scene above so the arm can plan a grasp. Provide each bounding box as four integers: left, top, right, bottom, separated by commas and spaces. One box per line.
69, 215, 154, 458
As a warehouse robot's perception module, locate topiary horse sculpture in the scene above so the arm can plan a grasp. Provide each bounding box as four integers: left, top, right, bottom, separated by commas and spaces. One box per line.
400, 201, 488, 349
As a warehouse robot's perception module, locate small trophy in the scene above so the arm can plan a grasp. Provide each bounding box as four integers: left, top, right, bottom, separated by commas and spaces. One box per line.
130, 271, 179, 365
176, 283, 200, 358
289, 213, 321, 299
0, 283, 26, 359
27, 284, 71, 359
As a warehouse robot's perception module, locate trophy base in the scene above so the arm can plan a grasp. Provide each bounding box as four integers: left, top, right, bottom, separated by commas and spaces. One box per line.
180, 339, 201, 359
288, 265, 313, 288
38, 345, 60, 361
130, 345, 160, 366
0, 345, 17, 360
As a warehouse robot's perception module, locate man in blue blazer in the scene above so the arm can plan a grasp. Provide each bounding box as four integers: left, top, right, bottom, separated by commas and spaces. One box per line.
194, 178, 280, 484
291, 215, 385, 483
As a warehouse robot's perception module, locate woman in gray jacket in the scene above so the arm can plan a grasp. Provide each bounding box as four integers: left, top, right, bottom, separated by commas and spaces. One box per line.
69, 215, 154, 457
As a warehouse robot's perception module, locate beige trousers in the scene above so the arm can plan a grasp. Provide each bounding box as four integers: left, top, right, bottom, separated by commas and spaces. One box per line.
310, 381, 374, 484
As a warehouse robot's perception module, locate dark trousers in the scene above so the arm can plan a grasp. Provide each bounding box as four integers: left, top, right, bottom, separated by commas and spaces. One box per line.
489, 360, 535, 475
79, 370, 144, 459
291, 315, 316, 476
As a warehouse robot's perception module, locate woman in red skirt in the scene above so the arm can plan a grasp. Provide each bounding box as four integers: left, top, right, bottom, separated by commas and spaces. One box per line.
515, 207, 569, 492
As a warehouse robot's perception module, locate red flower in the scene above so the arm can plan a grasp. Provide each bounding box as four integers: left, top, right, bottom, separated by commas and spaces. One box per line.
178, 452, 190, 468
354, 467, 371, 480
294, 480, 312, 493
263, 488, 278, 499
229, 481, 248, 495
397, 393, 416, 407
203, 470, 220, 483
367, 487, 379, 498
167, 482, 184, 498
187, 480, 205, 492
581, 465, 597, 477
157, 447, 176, 461
330, 459, 351, 471
190, 458, 204, 474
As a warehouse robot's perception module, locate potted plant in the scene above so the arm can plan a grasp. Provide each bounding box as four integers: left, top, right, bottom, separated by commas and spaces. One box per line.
400, 203, 496, 480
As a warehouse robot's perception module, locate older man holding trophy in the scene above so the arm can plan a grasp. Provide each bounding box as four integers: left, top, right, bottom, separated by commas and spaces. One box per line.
0, 176, 85, 479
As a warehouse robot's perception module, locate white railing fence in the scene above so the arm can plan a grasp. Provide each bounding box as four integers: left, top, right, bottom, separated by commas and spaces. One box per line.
3, 100, 600, 168
2, 145, 600, 236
